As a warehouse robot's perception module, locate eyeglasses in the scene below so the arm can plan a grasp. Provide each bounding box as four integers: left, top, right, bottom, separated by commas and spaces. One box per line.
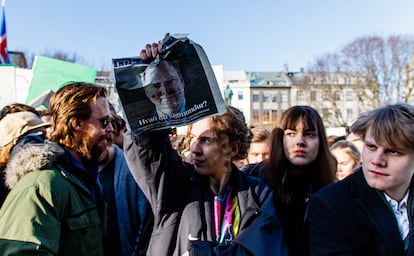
89, 116, 113, 129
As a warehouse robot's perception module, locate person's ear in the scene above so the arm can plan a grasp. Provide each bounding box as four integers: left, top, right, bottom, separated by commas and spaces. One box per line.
230, 141, 241, 158
71, 118, 82, 131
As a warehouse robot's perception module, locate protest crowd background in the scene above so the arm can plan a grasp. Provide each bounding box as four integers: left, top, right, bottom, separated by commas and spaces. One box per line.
1, 3, 414, 254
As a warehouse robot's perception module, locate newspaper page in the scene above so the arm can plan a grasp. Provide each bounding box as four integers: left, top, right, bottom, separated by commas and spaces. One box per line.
113, 34, 226, 135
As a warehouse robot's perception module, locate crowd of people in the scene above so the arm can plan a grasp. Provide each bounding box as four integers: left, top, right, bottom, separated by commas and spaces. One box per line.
0, 38, 413, 256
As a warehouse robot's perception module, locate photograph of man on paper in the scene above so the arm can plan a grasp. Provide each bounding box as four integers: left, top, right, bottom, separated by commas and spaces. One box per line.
113, 34, 226, 135
140, 59, 186, 118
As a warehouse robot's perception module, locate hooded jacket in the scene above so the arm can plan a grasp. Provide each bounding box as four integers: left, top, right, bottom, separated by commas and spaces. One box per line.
0, 141, 105, 256
124, 131, 288, 256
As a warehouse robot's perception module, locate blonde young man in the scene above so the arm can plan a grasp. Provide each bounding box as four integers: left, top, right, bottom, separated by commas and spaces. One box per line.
246, 127, 270, 164
306, 103, 414, 255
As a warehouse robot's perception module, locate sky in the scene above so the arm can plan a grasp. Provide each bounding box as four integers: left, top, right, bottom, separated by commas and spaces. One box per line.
3, 0, 414, 72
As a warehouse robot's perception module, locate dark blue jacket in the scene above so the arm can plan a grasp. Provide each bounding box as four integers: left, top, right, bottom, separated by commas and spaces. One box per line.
124, 131, 289, 256
111, 145, 152, 256
305, 167, 414, 255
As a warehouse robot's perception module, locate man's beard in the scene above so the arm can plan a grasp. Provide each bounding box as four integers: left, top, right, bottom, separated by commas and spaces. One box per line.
78, 134, 111, 162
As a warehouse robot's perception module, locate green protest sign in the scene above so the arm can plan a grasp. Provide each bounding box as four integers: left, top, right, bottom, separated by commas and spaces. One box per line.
26, 56, 97, 105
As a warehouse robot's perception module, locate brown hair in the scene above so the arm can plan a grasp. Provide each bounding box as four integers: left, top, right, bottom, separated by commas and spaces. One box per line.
263, 105, 336, 204
330, 139, 361, 168
351, 103, 414, 151
250, 127, 270, 144
209, 105, 251, 161
49, 82, 107, 148
111, 113, 127, 136
0, 103, 40, 121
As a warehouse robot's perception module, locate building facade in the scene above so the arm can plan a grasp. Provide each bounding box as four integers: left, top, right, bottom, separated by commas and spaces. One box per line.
96, 65, 395, 134
219, 67, 372, 132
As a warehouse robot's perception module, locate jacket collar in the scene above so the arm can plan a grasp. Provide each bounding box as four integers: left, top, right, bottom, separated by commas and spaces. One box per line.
190, 164, 261, 212
350, 167, 405, 252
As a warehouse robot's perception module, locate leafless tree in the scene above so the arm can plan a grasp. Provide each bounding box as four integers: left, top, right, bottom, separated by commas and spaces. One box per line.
308, 34, 414, 108
22, 49, 86, 69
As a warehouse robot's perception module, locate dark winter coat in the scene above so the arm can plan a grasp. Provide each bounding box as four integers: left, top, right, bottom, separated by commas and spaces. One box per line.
0, 141, 105, 256
124, 131, 289, 256
305, 167, 414, 255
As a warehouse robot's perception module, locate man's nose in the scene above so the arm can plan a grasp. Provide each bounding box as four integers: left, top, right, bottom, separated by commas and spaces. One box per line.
156, 84, 168, 96
371, 151, 386, 167
105, 122, 114, 133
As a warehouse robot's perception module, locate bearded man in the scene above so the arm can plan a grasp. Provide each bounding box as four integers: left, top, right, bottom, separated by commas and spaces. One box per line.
0, 82, 113, 255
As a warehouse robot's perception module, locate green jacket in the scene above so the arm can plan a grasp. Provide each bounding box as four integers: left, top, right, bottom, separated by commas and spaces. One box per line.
0, 141, 105, 255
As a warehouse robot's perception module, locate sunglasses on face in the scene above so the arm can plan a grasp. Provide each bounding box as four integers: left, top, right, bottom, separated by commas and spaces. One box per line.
89, 116, 113, 129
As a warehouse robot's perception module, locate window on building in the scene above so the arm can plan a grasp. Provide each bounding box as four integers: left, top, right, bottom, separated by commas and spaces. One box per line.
347, 108, 353, 120
263, 109, 271, 122
252, 109, 260, 122
323, 90, 330, 101
272, 94, 277, 102
272, 109, 278, 121
346, 91, 353, 101
238, 91, 243, 100
297, 91, 304, 101
263, 94, 270, 102
253, 94, 259, 102
281, 93, 288, 103
310, 91, 317, 101
335, 91, 341, 101
322, 108, 329, 119
251, 80, 260, 86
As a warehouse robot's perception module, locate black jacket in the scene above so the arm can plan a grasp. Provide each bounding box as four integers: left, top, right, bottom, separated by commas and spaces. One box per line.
124, 131, 289, 256
242, 161, 315, 256
305, 167, 414, 255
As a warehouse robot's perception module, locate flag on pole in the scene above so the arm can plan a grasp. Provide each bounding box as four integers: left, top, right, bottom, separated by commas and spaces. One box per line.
0, 2, 10, 64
